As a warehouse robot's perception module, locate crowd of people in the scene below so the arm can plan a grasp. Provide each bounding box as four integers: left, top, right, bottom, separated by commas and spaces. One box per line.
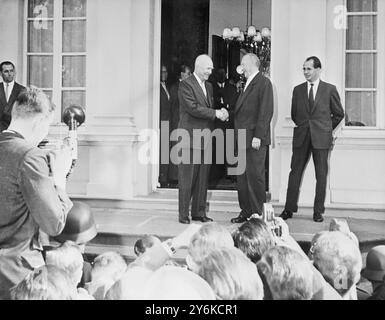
6, 213, 385, 300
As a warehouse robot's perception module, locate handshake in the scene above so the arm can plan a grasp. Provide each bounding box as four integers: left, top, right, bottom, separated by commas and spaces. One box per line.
215, 108, 229, 122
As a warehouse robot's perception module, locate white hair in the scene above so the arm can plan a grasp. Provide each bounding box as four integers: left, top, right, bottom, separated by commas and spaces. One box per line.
45, 241, 84, 287
312, 231, 362, 296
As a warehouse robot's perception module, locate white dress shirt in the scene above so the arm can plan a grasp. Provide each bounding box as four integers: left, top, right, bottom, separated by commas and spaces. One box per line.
244, 71, 259, 92
161, 81, 170, 100
307, 78, 320, 100
193, 72, 207, 97
3, 81, 14, 102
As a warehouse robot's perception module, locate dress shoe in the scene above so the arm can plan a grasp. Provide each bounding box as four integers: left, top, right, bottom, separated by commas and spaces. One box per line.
279, 210, 293, 220
191, 216, 213, 223
179, 217, 190, 224
230, 214, 248, 224
313, 213, 324, 223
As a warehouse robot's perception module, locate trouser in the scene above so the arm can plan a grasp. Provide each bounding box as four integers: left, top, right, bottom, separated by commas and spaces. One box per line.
284, 132, 329, 214
178, 149, 210, 219
237, 146, 267, 217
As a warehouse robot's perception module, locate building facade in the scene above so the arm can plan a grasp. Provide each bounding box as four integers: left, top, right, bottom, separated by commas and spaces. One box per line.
0, 0, 384, 209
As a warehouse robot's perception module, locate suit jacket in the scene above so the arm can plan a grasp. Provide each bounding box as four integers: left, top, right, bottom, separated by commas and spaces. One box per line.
178, 75, 216, 150
169, 81, 180, 132
0, 82, 25, 131
0, 131, 72, 299
160, 83, 171, 122
234, 72, 274, 149
291, 81, 344, 149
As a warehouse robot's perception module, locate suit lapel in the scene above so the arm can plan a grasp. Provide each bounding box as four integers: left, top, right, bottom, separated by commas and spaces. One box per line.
190, 75, 209, 107
7, 83, 21, 109
312, 80, 325, 113
235, 73, 260, 113
300, 82, 310, 114
0, 83, 6, 108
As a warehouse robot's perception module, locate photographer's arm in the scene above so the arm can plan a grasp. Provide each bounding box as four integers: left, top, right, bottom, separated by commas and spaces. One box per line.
20, 148, 73, 236
130, 224, 202, 271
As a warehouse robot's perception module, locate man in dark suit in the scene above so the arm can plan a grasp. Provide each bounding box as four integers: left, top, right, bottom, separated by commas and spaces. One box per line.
168, 65, 192, 183
177, 55, 228, 224
0, 61, 25, 132
230, 54, 274, 223
280, 56, 344, 223
159, 65, 171, 187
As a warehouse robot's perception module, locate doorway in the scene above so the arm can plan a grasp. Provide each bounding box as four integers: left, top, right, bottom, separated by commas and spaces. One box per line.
159, 0, 271, 192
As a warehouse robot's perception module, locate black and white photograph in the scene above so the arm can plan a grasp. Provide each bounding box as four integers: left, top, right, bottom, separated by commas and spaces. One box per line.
0, 0, 384, 305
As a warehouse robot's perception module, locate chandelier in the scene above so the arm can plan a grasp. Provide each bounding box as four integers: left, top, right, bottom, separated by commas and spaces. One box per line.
222, 26, 271, 76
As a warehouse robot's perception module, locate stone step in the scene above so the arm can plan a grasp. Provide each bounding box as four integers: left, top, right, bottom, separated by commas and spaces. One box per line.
73, 191, 385, 221
82, 207, 385, 262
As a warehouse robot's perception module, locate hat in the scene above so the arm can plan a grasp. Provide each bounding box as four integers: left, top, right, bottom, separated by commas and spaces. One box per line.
54, 201, 97, 244
361, 245, 385, 282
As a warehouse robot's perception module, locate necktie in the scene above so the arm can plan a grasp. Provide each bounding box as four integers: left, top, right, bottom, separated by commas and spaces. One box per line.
5, 83, 9, 102
162, 82, 170, 100
309, 83, 314, 112
201, 81, 207, 97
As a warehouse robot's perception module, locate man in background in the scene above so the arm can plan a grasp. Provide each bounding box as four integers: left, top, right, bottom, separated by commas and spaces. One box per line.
159, 64, 172, 187
0, 61, 25, 132
280, 56, 344, 223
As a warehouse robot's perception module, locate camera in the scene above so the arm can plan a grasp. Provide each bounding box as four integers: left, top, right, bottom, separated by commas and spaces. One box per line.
262, 203, 282, 237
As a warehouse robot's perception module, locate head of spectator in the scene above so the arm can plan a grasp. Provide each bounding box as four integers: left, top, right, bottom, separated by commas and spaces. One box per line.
194, 54, 214, 82
257, 246, 314, 300
45, 240, 84, 287
10, 265, 76, 300
186, 222, 234, 273
197, 247, 263, 300
8, 86, 54, 146
105, 266, 153, 300
140, 266, 215, 300
0, 61, 16, 83
232, 218, 275, 264
311, 231, 362, 298
53, 201, 97, 253
361, 245, 385, 292
179, 64, 192, 81
86, 251, 127, 300
134, 235, 161, 257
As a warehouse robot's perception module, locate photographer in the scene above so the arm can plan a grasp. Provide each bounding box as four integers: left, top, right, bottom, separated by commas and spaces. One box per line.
0, 86, 73, 299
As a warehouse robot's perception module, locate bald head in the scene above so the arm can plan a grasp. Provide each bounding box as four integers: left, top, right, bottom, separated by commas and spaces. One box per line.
194, 54, 213, 82
240, 53, 260, 79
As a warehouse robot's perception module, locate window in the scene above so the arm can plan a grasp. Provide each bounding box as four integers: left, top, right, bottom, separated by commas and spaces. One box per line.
344, 0, 377, 127
25, 0, 86, 123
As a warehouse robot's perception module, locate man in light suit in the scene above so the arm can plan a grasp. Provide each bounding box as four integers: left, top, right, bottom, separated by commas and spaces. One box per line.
280, 56, 344, 223
230, 54, 274, 223
0, 61, 25, 132
177, 55, 228, 224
